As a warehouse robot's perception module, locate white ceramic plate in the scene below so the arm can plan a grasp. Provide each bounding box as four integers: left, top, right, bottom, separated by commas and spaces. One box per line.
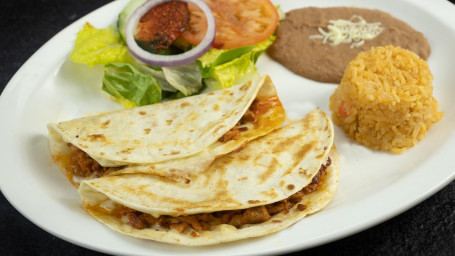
1, 0, 454, 255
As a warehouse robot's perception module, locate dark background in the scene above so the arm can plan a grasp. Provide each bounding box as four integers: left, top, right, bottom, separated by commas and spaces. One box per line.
1, 0, 454, 255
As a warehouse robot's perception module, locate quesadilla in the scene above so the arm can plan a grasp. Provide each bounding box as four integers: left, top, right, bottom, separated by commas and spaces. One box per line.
48, 75, 285, 186
78, 109, 338, 246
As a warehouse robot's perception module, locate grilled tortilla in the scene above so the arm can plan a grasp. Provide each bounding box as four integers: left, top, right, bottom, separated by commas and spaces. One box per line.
48, 75, 285, 186
78, 110, 338, 246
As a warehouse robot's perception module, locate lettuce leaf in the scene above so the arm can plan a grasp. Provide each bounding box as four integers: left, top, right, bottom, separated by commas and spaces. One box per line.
135, 61, 203, 96
70, 22, 132, 67
70, 14, 277, 108
197, 46, 254, 78
102, 63, 161, 108
135, 63, 178, 92
203, 53, 259, 90
162, 62, 203, 96
250, 35, 276, 63
198, 36, 276, 90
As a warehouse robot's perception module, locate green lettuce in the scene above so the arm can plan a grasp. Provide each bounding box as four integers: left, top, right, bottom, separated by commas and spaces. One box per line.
202, 53, 259, 90
70, 0, 278, 108
102, 63, 161, 108
197, 36, 276, 90
161, 62, 203, 96
70, 23, 132, 67
135, 61, 204, 96
197, 46, 254, 78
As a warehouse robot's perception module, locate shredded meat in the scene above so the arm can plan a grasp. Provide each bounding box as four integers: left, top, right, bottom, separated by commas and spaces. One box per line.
240, 110, 257, 124
297, 204, 307, 211
170, 222, 189, 233
69, 144, 106, 178
127, 212, 149, 230
228, 214, 244, 228
219, 96, 279, 143
265, 200, 290, 215
288, 190, 306, 204
117, 157, 332, 234
177, 216, 205, 231
240, 97, 280, 124
213, 210, 239, 224
242, 206, 271, 224
304, 157, 331, 193
249, 98, 277, 115
218, 126, 240, 142
68, 144, 119, 178
116, 207, 150, 230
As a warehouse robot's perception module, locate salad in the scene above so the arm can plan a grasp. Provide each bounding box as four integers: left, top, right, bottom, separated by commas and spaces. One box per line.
70, 0, 280, 108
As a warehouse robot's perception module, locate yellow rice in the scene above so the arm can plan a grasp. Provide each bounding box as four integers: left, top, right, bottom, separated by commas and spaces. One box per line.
329, 45, 443, 154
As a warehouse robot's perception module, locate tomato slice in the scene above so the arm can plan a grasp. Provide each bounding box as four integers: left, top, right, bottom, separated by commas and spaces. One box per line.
182, 0, 278, 49
135, 1, 190, 53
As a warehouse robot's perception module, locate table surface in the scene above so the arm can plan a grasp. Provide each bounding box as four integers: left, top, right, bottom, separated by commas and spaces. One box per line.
1, 0, 454, 255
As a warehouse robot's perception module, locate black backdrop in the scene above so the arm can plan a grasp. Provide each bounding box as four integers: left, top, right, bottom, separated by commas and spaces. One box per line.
1, 1, 454, 255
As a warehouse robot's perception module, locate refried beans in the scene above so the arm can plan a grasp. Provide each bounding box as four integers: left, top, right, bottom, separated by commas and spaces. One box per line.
267, 7, 431, 83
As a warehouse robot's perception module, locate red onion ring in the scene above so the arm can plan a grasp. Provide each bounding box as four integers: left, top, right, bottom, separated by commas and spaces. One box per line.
126, 0, 215, 67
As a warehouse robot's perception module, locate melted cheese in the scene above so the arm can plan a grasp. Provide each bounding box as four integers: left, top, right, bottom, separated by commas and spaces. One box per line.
309, 15, 383, 48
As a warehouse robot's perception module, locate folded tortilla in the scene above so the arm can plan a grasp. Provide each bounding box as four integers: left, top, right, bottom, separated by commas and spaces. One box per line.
78, 109, 338, 246
48, 75, 285, 186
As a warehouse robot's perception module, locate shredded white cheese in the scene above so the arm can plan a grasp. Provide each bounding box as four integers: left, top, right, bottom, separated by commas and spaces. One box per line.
99, 199, 117, 211
309, 15, 383, 48
72, 173, 95, 184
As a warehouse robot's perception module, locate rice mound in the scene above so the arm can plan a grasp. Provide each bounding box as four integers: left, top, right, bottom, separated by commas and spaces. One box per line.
329, 45, 443, 154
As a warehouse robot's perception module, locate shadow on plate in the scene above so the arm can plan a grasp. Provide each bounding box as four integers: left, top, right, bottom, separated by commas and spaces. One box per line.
56, 58, 104, 96
25, 134, 75, 193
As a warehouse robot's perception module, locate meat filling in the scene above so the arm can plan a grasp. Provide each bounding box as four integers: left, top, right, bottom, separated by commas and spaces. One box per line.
218, 126, 241, 142
68, 144, 120, 178
218, 96, 281, 143
117, 157, 332, 233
